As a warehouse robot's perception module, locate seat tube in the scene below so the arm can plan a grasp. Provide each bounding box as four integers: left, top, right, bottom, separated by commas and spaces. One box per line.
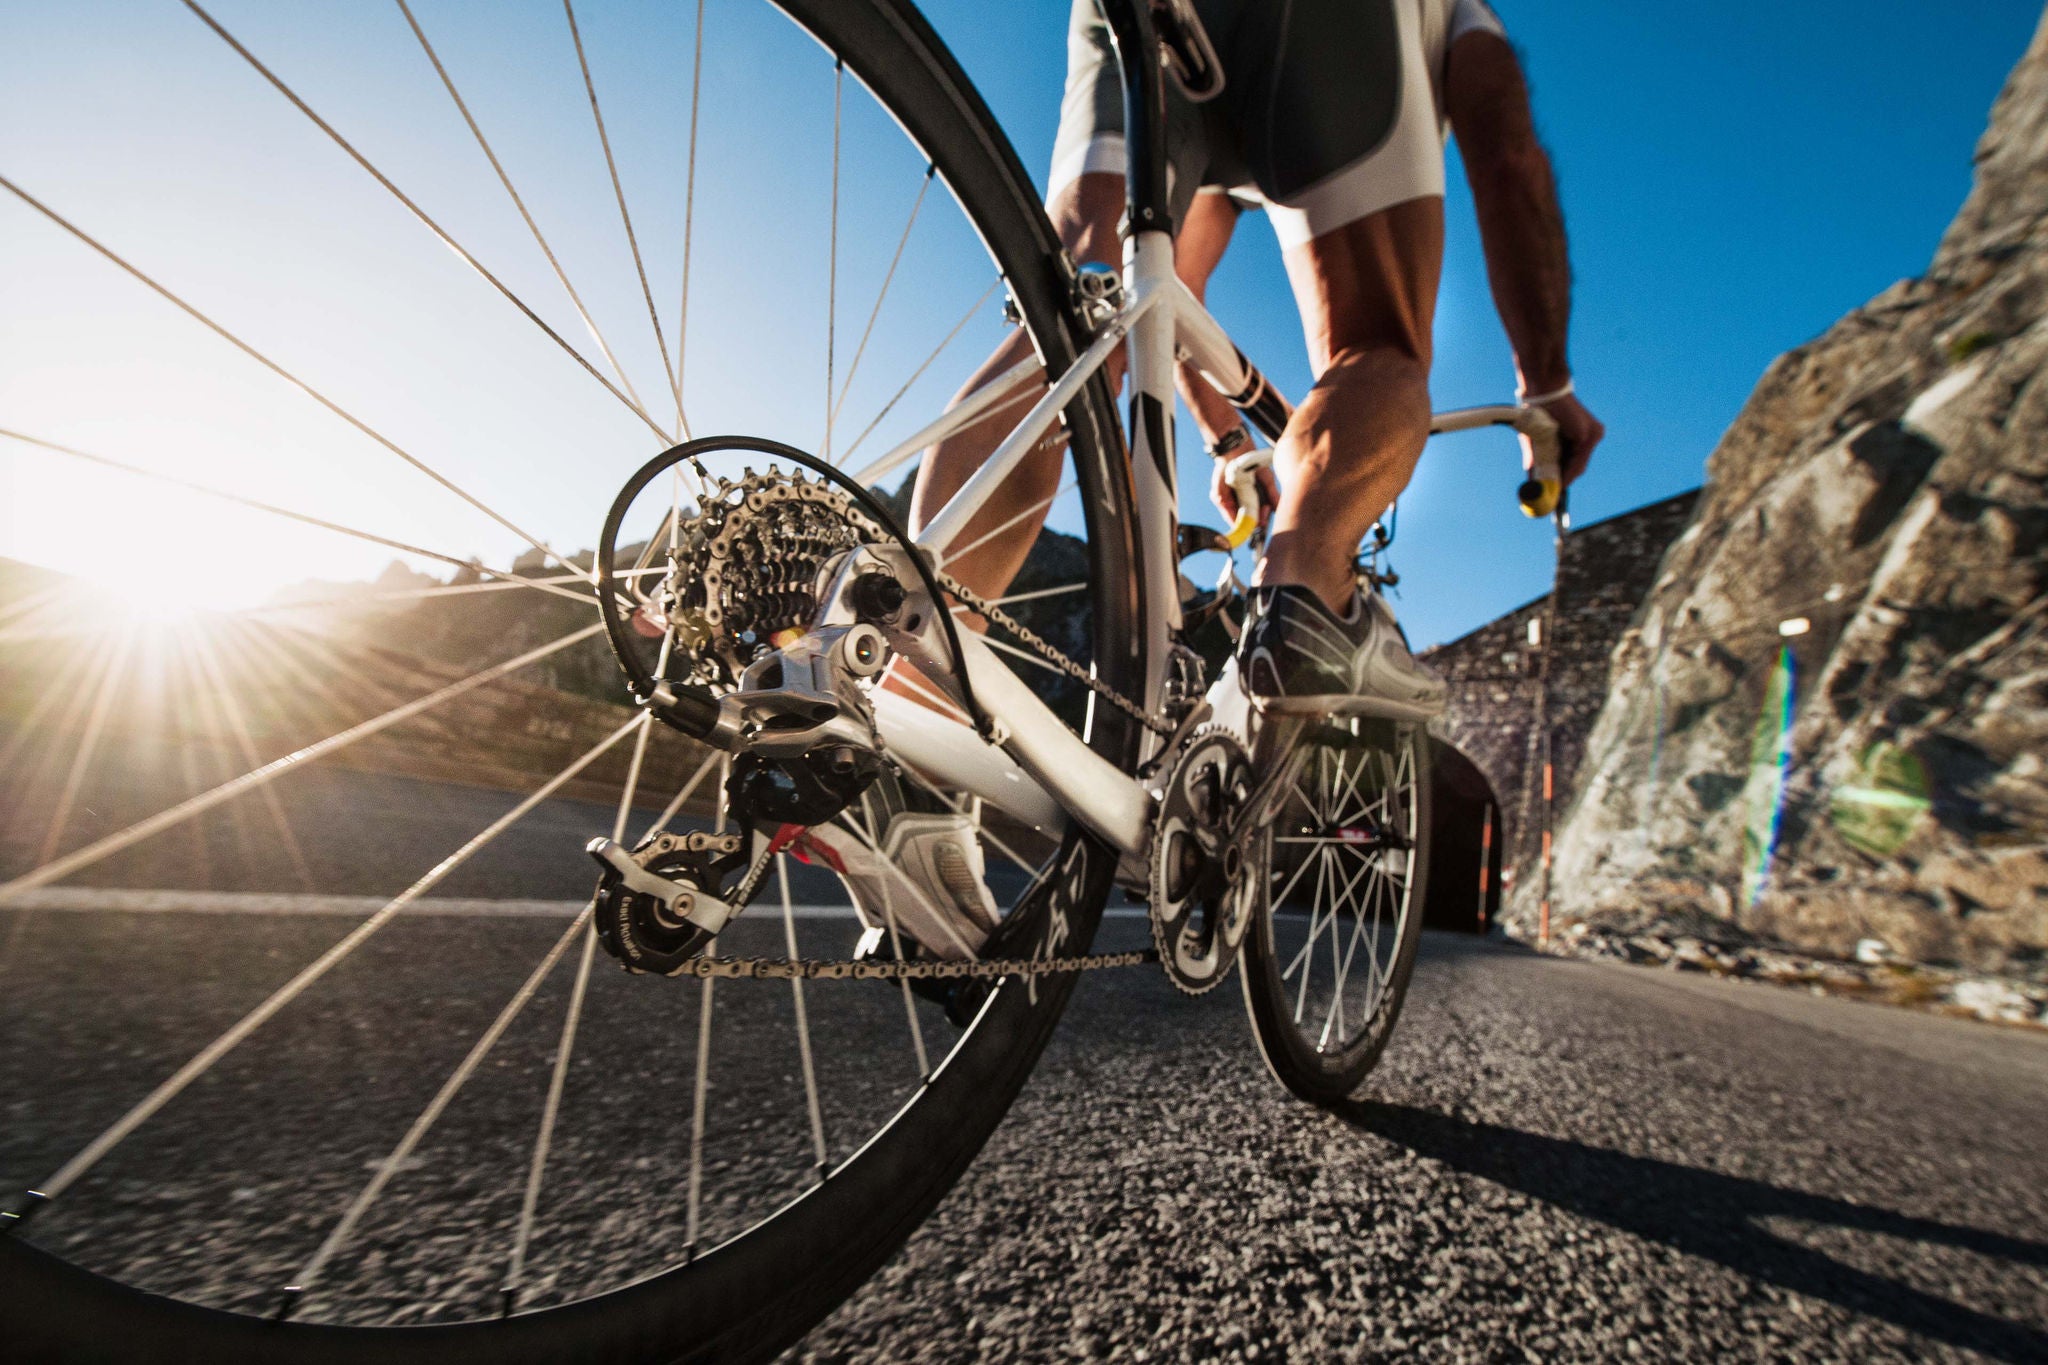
1101, 0, 1181, 737
1126, 229, 1182, 724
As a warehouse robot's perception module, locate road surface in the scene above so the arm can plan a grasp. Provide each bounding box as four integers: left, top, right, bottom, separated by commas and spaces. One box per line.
3, 895, 2043, 1362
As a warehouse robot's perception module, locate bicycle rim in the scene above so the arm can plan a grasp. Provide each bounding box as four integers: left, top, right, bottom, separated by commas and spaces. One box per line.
0, 1, 1140, 1360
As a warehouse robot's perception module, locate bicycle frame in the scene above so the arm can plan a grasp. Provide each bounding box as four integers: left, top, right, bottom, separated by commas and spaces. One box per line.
833, 0, 1552, 860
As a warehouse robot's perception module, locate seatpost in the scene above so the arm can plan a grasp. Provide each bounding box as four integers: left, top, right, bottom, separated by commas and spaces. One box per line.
1097, 0, 1174, 239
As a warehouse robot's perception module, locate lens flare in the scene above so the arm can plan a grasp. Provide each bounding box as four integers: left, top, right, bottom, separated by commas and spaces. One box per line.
1741, 646, 1797, 906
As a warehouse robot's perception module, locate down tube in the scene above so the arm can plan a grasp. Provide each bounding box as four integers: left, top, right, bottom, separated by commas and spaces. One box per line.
1124, 229, 1181, 737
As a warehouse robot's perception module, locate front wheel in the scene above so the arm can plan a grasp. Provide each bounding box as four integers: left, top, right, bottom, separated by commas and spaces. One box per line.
1241, 719, 1432, 1106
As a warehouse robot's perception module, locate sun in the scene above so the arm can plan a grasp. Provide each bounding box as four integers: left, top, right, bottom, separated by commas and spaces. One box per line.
4, 457, 422, 618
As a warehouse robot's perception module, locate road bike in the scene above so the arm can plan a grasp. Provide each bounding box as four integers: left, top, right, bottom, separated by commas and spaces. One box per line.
0, 1, 1562, 1358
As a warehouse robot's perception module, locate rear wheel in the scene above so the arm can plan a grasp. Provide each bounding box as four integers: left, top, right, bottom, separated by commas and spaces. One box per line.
0, 1, 1139, 1359
1241, 719, 1431, 1106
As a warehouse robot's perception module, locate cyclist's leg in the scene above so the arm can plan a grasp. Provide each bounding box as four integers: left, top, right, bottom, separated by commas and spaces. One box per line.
908, 171, 1121, 606
1254, 196, 1445, 612
909, 175, 1244, 605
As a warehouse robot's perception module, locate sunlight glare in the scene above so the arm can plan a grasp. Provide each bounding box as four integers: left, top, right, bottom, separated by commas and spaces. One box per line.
2, 456, 426, 614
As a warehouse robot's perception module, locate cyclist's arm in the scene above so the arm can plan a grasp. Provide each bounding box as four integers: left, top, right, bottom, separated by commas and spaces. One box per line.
1446, 32, 1569, 393
1446, 32, 1603, 477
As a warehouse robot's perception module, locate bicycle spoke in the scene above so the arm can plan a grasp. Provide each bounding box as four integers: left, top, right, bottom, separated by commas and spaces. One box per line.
837, 279, 1001, 465
241, 573, 603, 619
1324, 864, 1384, 1051
1285, 838, 1351, 975
21, 710, 644, 1206
832, 168, 933, 432
832, 815, 979, 961
672, 0, 706, 435
834, 792, 933, 1081
0, 183, 594, 586
508, 925, 598, 1305
1290, 852, 1332, 1024
777, 856, 830, 1176
562, 0, 685, 437
506, 707, 658, 1305
823, 58, 843, 459
880, 660, 972, 725
178, 1, 670, 445
682, 943, 715, 1259
883, 880, 932, 1081
984, 581, 1087, 609
1317, 857, 1378, 1051
0, 430, 603, 613
0, 623, 605, 902
980, 632, 1069, 681
939, 479, 1077, 571
394, 0, 659, 428
636, 750, 721, 844
1267, 836, 1320, 910
1358, 866, 1391, 1018
288, 905, 593, 1313
899, 772, 1048, 882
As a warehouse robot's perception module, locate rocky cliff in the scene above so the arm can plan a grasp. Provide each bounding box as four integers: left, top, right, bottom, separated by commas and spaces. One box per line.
1535, 12, 2048, 980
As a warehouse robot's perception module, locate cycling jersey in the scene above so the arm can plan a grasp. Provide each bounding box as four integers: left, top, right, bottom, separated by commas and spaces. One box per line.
1050, 0, 1507, 250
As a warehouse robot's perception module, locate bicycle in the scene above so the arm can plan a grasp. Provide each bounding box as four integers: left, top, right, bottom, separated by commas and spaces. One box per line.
0, 1, 1564, 1359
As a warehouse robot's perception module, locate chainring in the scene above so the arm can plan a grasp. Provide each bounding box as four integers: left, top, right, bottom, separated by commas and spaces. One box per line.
1148, 724, 1255, 994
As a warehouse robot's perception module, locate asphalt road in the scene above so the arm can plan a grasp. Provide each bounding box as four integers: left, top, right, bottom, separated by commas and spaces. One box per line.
4, 897, 2044, 1362
798, 934, 2048, 1363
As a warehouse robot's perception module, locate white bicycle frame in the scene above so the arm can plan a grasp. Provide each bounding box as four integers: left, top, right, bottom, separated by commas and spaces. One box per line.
838, 224, 1562, 860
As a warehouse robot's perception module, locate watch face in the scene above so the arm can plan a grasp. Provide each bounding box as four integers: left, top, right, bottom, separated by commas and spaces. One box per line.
1210, 427, 1250, 458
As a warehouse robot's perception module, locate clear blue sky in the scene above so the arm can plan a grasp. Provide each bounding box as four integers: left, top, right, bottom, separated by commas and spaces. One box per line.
3, 1, 2040, 645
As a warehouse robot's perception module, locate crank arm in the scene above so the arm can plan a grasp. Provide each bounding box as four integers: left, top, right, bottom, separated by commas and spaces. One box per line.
1229, 718, 1312, 859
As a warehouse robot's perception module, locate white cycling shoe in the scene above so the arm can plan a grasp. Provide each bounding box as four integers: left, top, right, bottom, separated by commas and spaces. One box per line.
1238, 584, 1447, 721
794, 807, 999, 961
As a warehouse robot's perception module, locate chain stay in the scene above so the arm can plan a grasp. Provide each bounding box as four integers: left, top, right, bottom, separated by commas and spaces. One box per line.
668, 948, 1157, 981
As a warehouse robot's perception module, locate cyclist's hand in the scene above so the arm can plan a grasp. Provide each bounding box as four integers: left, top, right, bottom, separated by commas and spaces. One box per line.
1540, 392, 1604, 485
1210, 458, 1279, 526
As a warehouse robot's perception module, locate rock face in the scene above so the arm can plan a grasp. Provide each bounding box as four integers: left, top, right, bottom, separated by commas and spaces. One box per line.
1537, 12, 2048, 980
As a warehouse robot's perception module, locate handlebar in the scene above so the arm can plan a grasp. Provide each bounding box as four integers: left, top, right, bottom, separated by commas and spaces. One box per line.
1431, 403, 1565, 518
1216, 401, 1564, 545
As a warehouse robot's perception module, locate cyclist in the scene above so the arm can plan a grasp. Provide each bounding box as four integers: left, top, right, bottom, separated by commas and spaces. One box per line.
912, 0, 1603, 716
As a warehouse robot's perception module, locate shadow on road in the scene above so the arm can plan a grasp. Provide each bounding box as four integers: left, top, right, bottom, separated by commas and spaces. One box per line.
1334, 1100, 2048, 1362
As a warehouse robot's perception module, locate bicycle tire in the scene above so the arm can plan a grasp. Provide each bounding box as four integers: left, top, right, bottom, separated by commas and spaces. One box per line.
0, 1, 1140, 1360
1240, 720, 1432, 1107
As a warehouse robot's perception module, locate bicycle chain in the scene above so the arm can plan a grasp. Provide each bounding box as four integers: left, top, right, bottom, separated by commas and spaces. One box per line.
667, 947, 1158, 981
669, 834, 1157, 983
936, 570, 1174, 737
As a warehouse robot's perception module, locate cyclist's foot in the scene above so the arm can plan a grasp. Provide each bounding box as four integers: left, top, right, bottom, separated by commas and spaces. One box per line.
791, 780, 999, 961
1238, 584, 1447, 720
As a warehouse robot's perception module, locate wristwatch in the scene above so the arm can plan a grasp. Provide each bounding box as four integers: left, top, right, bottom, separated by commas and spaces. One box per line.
1206, 426, 1251, 460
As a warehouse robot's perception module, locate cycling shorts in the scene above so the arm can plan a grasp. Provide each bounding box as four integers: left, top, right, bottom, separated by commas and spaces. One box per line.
1050, 0, 1506, 250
